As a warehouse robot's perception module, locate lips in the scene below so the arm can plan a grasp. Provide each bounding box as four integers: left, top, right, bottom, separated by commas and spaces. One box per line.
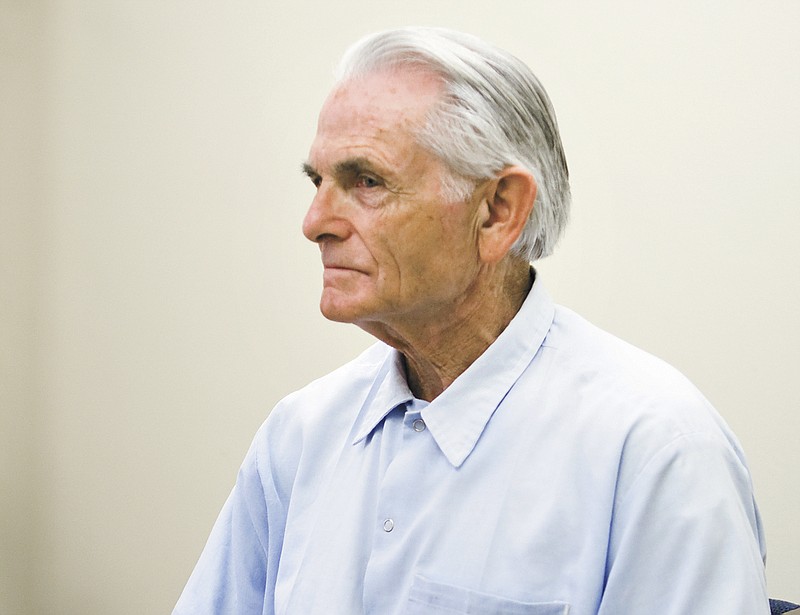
323, 265, 365, 276
321, 258, 366, 273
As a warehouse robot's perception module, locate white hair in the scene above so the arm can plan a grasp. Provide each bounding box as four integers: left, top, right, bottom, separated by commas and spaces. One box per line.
336, 27, 571, 262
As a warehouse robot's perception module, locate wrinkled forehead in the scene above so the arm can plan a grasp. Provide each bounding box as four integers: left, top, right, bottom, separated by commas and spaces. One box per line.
316, 67, 445, 136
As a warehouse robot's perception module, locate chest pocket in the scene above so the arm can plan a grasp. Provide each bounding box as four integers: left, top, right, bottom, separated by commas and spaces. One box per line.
404, 576, 570, 615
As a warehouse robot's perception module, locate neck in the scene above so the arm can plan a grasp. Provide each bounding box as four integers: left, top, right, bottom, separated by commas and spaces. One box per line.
363, 260, 533, 401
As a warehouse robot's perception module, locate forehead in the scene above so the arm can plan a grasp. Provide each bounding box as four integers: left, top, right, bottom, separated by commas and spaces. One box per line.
309, 68, 444, 170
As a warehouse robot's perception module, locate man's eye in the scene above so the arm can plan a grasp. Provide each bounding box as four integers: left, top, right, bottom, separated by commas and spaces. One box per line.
356, 175, 380, 188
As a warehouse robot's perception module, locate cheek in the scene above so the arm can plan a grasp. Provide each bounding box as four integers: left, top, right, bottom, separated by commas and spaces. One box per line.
366, 203, 477, 285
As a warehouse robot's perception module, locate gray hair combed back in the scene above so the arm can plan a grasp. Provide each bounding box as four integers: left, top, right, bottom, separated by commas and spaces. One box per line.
336, 27, 571, 262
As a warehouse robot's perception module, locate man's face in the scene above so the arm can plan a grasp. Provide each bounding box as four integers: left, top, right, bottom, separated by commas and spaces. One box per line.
302, 69, 483, 334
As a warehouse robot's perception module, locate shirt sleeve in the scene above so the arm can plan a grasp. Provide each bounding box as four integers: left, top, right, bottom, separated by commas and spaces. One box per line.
173, 434, 272, 615
598, 431, 769, 614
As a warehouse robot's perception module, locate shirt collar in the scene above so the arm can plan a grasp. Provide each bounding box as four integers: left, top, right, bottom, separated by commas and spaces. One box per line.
351, 350, 414, 445
351, 276, 555, 468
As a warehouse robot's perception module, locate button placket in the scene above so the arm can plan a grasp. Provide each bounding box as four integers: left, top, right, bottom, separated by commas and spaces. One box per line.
374, 412, 426, 539
364, 403, 434, 610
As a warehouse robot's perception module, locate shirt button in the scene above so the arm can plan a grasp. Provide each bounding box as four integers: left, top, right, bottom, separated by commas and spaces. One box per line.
383, 519, 394, 532
412, 419, 426, 432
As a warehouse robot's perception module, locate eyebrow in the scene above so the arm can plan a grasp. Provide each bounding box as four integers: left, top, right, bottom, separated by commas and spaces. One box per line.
301, 157, 382, 181
333, 157, 378, 178
301, 162, 319, 178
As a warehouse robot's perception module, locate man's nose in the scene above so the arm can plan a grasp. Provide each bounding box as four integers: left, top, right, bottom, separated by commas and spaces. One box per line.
302, 181, 350, 243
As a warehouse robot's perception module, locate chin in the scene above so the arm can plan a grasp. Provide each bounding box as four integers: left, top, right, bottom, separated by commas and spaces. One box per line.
320, 307, 355, 324
319, 298, 360, 324
318, 288, 377, 324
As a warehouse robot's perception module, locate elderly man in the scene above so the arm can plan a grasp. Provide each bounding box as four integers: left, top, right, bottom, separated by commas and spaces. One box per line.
175, 27, 769, 614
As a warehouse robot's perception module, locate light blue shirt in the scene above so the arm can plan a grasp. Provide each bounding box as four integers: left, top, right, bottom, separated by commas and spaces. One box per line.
175, 280, 769, 614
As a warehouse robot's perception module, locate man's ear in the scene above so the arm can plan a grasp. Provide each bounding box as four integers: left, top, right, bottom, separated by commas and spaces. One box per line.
477, 166, 537, 264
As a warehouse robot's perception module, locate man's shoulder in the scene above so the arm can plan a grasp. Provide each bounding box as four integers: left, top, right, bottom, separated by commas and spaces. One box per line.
543, 304, 736, 438
547, 304, 700, 396
542, 304, 750, 461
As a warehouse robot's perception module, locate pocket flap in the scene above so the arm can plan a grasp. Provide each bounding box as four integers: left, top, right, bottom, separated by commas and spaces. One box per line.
405, 576, 570, 614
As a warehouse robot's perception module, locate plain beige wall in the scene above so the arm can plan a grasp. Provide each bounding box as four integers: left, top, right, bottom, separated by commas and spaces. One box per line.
1, 2, 44, 613
1, 1, 798, 613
